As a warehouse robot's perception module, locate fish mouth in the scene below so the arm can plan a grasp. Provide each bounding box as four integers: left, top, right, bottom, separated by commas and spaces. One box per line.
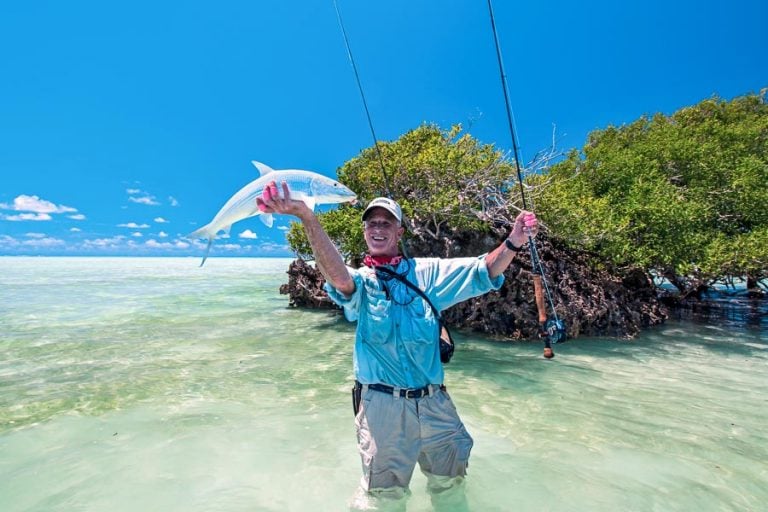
350, 198, 359, 205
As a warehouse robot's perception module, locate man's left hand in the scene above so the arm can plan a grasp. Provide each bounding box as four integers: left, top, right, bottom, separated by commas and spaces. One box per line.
508, 210, 538, 247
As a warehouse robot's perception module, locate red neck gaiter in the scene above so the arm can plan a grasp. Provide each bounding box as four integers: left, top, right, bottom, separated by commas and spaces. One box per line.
363, 254, 403, 268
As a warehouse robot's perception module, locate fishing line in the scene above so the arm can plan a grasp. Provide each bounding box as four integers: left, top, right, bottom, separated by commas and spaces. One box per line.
486, 0, 528, 211
486, 0, 566, 357
332, 0, 394, 199
333, 0, 415, 262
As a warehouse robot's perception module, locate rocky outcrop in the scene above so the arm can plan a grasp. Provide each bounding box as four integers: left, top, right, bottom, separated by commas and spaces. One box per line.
279, 258, 336, 310
441, 236, 666, 339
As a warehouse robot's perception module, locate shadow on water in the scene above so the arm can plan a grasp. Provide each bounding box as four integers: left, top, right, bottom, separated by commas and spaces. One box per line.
670, 294, 767, 331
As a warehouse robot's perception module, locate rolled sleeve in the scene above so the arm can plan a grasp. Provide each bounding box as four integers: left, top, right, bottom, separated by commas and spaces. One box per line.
480, 253, 505, 290
324, 268, 364, 322
427, 255, 505, 311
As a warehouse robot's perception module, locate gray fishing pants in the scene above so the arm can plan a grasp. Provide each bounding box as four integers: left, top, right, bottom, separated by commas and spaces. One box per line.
353, 384, 473, 498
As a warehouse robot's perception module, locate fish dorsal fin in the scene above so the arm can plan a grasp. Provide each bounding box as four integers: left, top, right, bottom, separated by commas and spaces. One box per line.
251, 160, 275, 177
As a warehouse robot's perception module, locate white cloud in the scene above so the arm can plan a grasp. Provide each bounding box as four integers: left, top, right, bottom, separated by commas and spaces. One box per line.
238, 229, 258, 239
145, 239, 173, 249
0, 235, 18, 247
70, 227, 81, 232
126, 188, 160, 206
83, 236, 126, 248
69, 214, 86, 220
0, 194, 77, 214
1, 212, 52, 221
4, 234, 66, 247
144, 239, 191, 250
129, 195, 160, 206
158, 231, 168, 238
0, 194, 82, 223
131, 232, 143, 237
169, 196, 179, 207
22, 237, 65, 247
118, 222, 150, 228
154, 217, 169, 223
257, 242, 291, 254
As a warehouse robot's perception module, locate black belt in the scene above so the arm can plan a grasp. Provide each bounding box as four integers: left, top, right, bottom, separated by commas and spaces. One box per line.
363, 382, 445, 399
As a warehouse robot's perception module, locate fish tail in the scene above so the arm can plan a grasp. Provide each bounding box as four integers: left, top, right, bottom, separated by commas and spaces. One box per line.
187, 225, 216, 267
199, 238, 213, 267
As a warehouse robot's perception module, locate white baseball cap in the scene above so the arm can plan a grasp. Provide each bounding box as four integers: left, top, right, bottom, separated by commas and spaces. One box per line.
362, 197, 402, 223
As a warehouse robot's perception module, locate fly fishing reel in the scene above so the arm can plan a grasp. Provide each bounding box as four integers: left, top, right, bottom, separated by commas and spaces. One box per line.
544, 318, 567, 344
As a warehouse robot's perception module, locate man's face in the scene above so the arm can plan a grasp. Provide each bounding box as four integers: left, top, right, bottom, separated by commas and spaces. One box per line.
363, 208, 404, 256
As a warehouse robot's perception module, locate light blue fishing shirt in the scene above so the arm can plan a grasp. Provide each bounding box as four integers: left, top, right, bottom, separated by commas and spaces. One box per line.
325, 256, 504, 388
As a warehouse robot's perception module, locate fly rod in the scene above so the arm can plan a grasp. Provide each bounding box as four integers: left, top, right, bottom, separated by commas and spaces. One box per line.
333, 0, 394, 199
486, 0, 566, 358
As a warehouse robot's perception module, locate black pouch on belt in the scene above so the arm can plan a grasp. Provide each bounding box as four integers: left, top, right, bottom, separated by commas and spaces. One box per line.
438, 322, 454, 364
352, 381, 362, 416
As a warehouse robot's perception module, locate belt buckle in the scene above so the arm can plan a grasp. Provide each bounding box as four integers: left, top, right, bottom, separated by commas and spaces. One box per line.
408, 387, 424, 399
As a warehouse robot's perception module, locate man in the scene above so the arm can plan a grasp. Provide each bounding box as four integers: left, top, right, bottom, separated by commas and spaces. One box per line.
258, 182, 538, 509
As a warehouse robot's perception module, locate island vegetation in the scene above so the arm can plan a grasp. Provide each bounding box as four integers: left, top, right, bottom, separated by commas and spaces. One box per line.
281, 90, 767, 340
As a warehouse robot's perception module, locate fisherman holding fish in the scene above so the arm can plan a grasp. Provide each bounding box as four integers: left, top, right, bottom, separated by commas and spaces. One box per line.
258, 180, 538, 510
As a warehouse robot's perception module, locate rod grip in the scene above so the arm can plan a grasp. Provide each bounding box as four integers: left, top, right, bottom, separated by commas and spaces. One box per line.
532, 275, 547, 323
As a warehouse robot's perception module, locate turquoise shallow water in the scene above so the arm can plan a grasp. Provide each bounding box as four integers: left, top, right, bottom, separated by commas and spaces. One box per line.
1, 257, 766, 511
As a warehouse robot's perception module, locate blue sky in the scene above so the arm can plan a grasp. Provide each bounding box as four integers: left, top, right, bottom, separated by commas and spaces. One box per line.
1, 0, 765, 259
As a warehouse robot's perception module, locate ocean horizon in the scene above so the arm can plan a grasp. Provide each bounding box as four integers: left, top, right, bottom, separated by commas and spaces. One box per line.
1, 257, 766, 511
